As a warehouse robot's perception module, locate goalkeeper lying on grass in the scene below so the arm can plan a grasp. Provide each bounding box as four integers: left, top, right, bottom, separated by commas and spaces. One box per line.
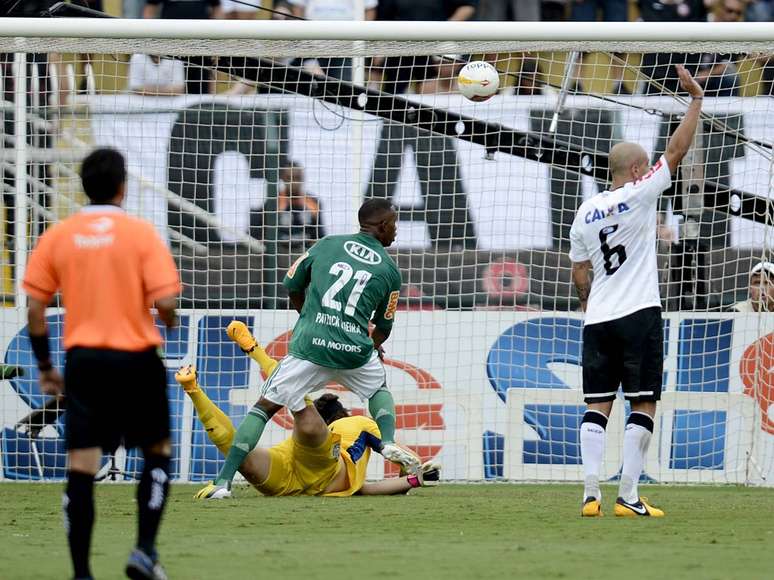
175, 325, 439, 497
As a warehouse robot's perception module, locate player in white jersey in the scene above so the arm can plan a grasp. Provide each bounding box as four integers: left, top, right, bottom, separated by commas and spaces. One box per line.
569, 65, 704, 518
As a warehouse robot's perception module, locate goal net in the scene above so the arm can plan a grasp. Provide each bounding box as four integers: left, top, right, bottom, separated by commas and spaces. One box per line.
1, 18, 773, 486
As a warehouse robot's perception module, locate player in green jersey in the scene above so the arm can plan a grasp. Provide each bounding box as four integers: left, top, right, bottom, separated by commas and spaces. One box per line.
196, 199, 420, 499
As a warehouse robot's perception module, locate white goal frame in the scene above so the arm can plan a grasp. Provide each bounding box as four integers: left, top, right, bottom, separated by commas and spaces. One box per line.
0, 19, 773, 485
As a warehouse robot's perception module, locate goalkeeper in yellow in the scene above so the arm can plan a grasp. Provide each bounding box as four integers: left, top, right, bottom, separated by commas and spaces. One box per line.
175, 322, 439, 497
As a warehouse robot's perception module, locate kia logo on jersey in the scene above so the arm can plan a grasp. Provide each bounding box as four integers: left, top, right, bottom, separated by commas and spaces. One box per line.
344, 241, 382, 265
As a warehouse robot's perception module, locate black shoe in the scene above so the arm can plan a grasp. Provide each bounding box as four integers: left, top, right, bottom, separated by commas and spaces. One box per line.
125, 548, 167, 580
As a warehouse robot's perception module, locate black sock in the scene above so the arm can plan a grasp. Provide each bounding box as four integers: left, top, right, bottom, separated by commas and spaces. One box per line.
137, 454, 170, 557
64, 471, 95, 579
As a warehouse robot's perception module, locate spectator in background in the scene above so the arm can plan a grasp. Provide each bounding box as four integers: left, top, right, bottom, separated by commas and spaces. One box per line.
372, 0, 478, 95
221, 0, 259, 18
143, 0, 222, 94
476, 1, 541, 95
542, 0, 568, 20
225, 1, 296, 95
745, 0, 773, 95
366, 3, 479, 250
123, 0, 146, 18
477, 0, 540, 21
513, 57, 545, 95
1, 0, 69, 279
128, 54, 186, 95
696, 0, 746, 96
639, 1, 708, 95
289, 0, 378, 81
417, 55, 463, 94
252, 163, 325, 249
570, 1, 631, 94
747, 0, 773, 20
730, 262, 774, 312
271, 0, 295, 21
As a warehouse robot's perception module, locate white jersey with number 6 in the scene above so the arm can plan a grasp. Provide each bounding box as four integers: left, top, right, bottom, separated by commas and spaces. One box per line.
569, 156, 671, 326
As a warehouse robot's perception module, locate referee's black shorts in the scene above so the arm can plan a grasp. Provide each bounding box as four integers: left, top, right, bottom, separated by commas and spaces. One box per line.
582, 306, 664, 404
64, 347, 169, 452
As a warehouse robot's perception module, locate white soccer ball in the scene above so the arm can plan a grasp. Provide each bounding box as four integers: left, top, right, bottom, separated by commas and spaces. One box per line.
457, 61, 500, 102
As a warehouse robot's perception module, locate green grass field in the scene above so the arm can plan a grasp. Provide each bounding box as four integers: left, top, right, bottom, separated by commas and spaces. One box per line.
1, 483, 773, 580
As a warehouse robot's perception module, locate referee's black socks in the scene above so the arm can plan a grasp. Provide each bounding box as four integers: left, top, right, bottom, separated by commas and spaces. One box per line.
137, 454, 171, 557
64, 471, 95, 579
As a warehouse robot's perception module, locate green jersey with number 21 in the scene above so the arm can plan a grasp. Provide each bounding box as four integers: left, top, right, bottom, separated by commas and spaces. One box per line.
283, 232, 402, 369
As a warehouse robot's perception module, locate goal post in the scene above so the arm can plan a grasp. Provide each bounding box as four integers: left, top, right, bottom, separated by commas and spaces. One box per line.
0, 18, 773, 485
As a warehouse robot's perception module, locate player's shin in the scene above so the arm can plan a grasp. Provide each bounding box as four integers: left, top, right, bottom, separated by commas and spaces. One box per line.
249, 345, 278, 377
136, 454, 170, 557
368, 387, 396, 443
176, 366, 236, 454
580, 410, 608, 501
189, 390, 236, 455
64, 471, 95, 579
215, 406, 270, 486
619, 411, 654, 504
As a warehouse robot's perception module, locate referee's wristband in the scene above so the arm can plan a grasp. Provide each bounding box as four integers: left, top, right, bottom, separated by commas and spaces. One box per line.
29, 333, 51, 367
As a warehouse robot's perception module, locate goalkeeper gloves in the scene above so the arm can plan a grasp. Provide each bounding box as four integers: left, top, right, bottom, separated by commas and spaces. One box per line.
407, 461, 441, 488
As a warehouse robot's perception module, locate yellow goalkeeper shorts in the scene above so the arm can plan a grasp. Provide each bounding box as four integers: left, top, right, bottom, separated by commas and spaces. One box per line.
254, 432, 343, 496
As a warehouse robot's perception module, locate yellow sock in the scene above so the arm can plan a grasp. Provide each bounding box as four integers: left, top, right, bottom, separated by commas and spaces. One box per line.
249, 344, 278, 377
187, 388, 236, 456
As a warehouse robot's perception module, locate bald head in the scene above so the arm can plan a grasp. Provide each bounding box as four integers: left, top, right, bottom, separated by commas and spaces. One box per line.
609, 142, 649, 186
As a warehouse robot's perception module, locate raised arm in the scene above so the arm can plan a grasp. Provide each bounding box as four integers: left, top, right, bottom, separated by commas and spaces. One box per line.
664, 65, 705, 175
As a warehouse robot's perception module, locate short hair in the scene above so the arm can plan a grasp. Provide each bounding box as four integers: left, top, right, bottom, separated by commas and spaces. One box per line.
358, 198, 394, 225
314, 393, 349, 425
80, 148, 126, 204
609, 142, 648, 179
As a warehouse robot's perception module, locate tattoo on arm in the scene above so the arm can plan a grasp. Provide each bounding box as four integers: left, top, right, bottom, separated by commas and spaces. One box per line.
571, 261, 593, 311
574, 281, 591, 303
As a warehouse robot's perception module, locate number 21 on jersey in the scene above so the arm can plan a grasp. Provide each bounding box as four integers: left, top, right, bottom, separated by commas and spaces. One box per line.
322, 262, 372, 316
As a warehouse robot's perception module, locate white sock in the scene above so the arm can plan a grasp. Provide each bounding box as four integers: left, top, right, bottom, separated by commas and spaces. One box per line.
619, 412, 654, 504
580, 411, 608, 501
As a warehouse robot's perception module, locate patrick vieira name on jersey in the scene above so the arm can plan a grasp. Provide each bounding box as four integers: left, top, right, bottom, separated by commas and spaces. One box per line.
314, 312, 363, 335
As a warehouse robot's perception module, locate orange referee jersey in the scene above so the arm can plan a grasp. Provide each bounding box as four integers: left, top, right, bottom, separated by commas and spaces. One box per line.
23, 205, 181, 351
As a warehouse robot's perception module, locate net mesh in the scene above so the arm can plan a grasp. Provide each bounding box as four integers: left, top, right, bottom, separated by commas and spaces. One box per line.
1, 37, 773, 485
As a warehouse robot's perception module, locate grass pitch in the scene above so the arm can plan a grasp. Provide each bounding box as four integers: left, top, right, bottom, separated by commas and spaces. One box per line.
1, 483, 772, 580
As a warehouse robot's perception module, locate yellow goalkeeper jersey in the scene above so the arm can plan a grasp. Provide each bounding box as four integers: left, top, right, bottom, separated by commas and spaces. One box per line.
324, 415, 382, 497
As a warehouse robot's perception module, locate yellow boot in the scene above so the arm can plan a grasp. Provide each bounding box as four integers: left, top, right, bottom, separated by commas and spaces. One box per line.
226, 321, 278, 376
175, 365, 235, 455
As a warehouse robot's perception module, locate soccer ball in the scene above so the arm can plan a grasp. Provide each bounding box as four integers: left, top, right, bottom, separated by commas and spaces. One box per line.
457, 61, 500, 102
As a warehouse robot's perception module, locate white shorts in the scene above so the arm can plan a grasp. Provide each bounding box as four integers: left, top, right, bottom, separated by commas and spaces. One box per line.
261, 352, 387, 412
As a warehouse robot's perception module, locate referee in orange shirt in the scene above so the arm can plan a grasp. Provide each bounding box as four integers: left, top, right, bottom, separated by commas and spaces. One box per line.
23, 148, 181, 580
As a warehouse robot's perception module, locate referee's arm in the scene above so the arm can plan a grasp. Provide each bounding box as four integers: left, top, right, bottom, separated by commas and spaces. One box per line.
27, 296, 64, 395
23, 229, 64, 395
155, 295, 178, 329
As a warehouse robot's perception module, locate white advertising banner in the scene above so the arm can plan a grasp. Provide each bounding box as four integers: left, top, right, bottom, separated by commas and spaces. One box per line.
88, 94, 774, 250
2, 310, 773, 485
